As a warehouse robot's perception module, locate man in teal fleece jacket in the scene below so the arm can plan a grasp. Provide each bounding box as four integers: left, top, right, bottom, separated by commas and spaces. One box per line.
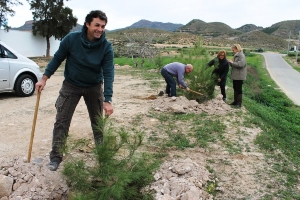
35, 10, 114, 171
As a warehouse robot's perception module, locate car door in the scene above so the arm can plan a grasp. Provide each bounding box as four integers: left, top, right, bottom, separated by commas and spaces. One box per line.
0, 44, 10, 90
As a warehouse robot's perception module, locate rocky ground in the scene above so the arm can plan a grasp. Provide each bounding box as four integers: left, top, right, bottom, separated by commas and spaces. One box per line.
0, 66, 286, 199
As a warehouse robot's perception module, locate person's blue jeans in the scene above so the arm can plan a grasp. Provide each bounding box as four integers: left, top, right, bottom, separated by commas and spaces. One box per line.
50, 80, 103, 163
161, 68, 176, 97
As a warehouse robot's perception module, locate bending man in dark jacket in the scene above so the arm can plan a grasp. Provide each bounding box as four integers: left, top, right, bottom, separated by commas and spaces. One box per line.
207, 50, 229, 102
35, 10, 114, 171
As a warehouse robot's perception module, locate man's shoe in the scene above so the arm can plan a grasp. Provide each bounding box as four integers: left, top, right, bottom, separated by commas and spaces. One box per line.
229, 102, 237, 105
158, 91, 164, 96
222, 98, 226, 102
48, 161, 60, 171
234, 104, 242, 108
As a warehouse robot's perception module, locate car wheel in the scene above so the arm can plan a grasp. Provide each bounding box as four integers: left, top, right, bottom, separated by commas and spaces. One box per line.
15, 74, 36, 97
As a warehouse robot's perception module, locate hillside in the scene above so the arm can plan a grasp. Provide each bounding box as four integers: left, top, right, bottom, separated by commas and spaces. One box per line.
176, 19, 242, 37
126, 19, 183, 32
236, 24, 263, 32
13, 19, 300, 40
177, 19, 300, 41
237, 30, 288, 49
11, 20, 82, 32
262, 20, 300, 39
107, 27, 289, 51
11, 20, 34, 31
107, 28, 197, 43
11, 19, 299, 51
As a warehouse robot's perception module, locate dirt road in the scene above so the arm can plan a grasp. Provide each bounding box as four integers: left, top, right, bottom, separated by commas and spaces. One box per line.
263, 53, 300, 106
0, 72, 155, 160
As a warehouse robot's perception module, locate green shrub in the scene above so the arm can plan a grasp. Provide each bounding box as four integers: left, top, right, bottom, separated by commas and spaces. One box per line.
288, 52, 296, 57
63, 117, 160, 200
186, 63, 216, 101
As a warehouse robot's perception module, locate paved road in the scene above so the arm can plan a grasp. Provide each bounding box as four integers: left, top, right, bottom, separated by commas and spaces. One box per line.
262, 53, 300, 106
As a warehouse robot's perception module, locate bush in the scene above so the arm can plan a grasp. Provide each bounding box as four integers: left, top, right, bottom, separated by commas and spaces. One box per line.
186, 64, 216, 102
288, 52, 296, 57
63, 117, 160, 200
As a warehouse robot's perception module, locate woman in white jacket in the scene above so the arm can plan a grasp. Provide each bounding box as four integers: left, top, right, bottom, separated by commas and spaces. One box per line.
228, 44, 247, 108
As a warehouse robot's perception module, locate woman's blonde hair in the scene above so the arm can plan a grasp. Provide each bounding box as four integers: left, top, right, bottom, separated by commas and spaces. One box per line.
232, 44, 242, 52
217, 50, 227, 58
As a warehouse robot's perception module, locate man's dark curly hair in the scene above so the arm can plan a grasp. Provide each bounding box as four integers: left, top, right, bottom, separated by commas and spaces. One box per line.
85, 10, 108, 26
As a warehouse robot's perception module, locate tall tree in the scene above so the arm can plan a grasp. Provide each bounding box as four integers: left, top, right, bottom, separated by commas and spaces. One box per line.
29, 0, 77, 57
0, 0, 22, 31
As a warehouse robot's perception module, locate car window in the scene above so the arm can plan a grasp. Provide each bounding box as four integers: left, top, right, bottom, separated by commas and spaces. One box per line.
0, 45, 17, 59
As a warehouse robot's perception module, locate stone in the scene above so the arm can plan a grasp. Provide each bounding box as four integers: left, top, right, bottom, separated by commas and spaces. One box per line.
0, 175, 13, 197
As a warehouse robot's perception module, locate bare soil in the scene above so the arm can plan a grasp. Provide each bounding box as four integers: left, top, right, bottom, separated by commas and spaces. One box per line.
0, 66, 285, 199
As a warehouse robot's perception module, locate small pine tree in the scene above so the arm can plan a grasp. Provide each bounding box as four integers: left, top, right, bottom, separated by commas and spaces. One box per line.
63, 117, 160, 200
179, 36, 217, 102
186, 62, 216, 102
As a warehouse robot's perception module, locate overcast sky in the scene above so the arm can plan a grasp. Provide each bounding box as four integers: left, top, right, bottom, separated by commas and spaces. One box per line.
7, 0, 300, 31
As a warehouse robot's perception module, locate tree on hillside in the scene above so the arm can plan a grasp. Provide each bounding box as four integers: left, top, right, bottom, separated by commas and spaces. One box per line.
28, 0, 77, 57
124, 30, 158, 67
0, 0, 22, 31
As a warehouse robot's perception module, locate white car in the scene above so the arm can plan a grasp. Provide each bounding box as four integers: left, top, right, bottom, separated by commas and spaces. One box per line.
0, 40, 43, 97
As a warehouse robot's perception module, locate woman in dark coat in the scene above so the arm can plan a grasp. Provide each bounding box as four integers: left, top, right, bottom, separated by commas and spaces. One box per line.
207, 50, 229, 102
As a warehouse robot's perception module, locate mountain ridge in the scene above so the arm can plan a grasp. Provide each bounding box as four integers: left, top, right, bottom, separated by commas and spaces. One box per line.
126, 19, 183, 32
12, 19, 300, 39
11, 19, 300, 51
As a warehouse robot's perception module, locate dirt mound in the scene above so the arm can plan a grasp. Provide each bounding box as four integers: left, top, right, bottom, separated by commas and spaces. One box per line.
0, 156, 217, 200
152, 94, 233, 115
149, 158, 215, 200
0, 157, 68, 200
